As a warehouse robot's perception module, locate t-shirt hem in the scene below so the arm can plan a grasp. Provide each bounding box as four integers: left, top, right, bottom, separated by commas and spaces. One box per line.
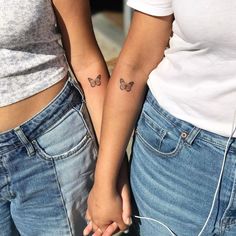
127, 0, 174, 16
0, 69, 69, 107
147, 79, 236, 138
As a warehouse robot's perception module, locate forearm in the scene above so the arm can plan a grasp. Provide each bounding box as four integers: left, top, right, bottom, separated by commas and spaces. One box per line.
94, 64, 147, 189
72, 59, 109, 141
94, 11, 173, 190
52, 0, 109, 140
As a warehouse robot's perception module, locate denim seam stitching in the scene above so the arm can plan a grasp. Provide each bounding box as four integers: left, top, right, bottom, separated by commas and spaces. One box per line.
198, 137, 235, 153
145, 102, 187, 135
30, 103, 74, 141
141, 113, 167, 139
135, 130, 183, 157
32, 135, 91, 161
185, 127, 201, 145
145, 96, 236, 151
52, 160, 73, 236
146, 97, 236, 152
142, 111, 166, 133
0, 143, 23, 155
1, 157, 15, 199
220, 163, 236, 230
35, 108, 76, 137
14, 127, 35, 157
73, 103, 94, 141
146, 96, 185, 129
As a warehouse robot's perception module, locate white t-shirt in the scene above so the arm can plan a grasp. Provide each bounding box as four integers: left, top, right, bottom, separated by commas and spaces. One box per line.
127, 0, 236, 137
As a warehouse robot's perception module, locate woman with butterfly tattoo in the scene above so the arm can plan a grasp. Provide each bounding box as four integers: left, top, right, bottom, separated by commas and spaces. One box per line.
85, 0, 236, 235
0, 0, 131, 235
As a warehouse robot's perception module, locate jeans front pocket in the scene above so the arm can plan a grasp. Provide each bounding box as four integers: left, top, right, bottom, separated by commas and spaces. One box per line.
135, 103, 184, 158
32, 104, 92, 161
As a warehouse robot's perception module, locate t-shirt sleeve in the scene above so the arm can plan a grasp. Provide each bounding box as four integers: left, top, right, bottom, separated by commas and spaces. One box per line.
127, 0, 173, 16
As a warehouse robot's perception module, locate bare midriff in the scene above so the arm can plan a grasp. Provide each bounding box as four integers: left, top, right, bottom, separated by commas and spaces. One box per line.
0, 77, 68, 133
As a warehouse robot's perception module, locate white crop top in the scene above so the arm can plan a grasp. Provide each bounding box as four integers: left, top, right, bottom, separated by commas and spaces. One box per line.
127, 0, 236, 137
0, 0, 68, 107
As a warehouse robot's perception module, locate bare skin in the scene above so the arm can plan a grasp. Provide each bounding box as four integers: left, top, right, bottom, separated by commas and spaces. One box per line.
0, 0, 108, 138
0, 77, 67, 133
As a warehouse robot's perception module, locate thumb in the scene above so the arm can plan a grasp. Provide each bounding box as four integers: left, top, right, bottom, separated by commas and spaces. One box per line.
121, 184, 132, 226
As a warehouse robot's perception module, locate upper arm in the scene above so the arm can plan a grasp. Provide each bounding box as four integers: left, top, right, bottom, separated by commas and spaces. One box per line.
119, 4, 174, 76
127, 0, 173, 17
52, 0, 100, 65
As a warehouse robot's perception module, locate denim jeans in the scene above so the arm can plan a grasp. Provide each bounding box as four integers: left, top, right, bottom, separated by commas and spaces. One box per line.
129, 90, 236, 236
0, 78, 98, 235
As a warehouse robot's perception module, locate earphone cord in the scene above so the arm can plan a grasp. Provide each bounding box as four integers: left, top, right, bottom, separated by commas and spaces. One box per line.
197, 112, 236, 236
132, 112, 236, 236
133, 215, 176, 236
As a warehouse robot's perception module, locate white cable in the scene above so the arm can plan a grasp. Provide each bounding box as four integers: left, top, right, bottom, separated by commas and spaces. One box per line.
231, 111, 236, 135
198, 114, 236, 236
133, 215, 176, 236
130, 113, 236, 236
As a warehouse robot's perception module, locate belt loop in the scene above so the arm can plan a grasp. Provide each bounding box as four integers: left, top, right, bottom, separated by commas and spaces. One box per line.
14, 127, 35, 157
184, 127, 201, 145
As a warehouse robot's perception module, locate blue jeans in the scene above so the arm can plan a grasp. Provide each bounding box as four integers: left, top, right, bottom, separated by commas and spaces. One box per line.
0, 78, 98, 235
129, 90, 236, 236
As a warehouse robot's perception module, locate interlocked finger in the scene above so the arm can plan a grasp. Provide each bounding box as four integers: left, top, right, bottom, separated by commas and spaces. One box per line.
92, 228, 103, 236
103, 222, 119, 236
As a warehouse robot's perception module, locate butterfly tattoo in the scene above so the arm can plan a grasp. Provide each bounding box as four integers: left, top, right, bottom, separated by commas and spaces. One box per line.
88, 75, 102, 87
120, 78, 134, 92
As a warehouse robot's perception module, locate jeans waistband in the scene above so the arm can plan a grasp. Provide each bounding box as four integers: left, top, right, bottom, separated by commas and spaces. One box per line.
146, 90, 236, 152
0, 77, 84, 154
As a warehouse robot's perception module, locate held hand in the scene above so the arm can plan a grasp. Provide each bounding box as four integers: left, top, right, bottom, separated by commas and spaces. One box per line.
117, 156, 132, 228
83, 220, 118, 236
102, 166, 132, 236
83, 220, 103, 236
85, 185, 127, 234
83, 156, 132, 236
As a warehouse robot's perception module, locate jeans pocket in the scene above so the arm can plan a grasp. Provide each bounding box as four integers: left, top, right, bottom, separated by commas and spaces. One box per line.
135, 106, 184, 158
32, 103, 92, 160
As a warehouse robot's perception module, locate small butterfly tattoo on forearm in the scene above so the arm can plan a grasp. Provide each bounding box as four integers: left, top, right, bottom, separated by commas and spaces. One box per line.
88, 74, 102, 87
120, 78, 134, 92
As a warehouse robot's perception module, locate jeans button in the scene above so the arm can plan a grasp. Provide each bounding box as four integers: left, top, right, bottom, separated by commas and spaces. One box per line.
181, 132, 188, 139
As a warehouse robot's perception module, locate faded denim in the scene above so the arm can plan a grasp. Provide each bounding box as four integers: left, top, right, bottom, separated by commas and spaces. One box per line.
0, 78, 98, 236
129, 90, 236, 236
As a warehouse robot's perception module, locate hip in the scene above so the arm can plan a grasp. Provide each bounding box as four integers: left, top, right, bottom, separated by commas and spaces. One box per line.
0, 76, 68, 133
130, 90, 236, 235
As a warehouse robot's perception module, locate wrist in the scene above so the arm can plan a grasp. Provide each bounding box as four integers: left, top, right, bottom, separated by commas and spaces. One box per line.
94, 170, 118, 188
94, 158, 121, 186
93, 178, 117, 194
72, 56, 108, 77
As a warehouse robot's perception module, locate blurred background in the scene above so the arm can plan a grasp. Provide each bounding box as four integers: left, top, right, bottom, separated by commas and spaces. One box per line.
90, 0, 123, 13
90, 0, 132, 72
